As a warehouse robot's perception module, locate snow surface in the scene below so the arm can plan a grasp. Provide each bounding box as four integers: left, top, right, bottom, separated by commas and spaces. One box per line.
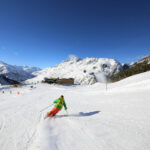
0, 71, 150, 150
26, 57, 123, 85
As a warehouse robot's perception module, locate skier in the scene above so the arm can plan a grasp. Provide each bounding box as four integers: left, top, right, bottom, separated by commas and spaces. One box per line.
46, 95, 67, 118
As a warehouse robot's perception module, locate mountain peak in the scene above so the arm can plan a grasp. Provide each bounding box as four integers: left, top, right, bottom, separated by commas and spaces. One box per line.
26, 57, 125, 85
65, 55, 81, 62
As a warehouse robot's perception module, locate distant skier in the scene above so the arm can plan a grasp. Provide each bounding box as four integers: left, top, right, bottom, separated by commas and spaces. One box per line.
45, 95, 67, 118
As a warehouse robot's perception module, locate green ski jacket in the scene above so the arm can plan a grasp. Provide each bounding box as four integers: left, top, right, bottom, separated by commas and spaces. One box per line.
53, 97, 67, 110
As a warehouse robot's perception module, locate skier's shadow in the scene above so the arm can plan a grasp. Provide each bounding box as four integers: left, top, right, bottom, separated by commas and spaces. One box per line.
55, 111, 100, 118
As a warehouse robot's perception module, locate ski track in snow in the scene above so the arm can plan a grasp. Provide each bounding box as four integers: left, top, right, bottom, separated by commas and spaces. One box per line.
0, 71, 150, 150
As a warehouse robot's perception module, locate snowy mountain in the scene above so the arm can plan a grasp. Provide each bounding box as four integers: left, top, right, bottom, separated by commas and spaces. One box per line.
15, 65, 41, 74
110, 55, 150, 82
136, 55, 150, 64
0, 74, 20, 85
0, 61, 41, 84
26, 57, 125, 85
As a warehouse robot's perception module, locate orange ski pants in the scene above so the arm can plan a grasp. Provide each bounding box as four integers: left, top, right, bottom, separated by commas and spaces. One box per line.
46, 107, 61, 117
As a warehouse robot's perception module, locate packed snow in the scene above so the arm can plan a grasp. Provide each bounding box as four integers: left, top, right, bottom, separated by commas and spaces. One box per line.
0, 71, 150, 150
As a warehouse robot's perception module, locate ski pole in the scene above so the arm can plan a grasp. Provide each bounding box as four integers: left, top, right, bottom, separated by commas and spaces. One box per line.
40, 104, 54, 112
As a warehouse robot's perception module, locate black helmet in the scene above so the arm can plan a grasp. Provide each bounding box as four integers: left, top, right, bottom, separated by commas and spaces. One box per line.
60, 95, 64, 98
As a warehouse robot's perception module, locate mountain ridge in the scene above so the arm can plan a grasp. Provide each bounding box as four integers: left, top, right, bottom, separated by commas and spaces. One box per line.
110, 55, 150, 82
26, 57, 127, 85
0, 61, 41, 85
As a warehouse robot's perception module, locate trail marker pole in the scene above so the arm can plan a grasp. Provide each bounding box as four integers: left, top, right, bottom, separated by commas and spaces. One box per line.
106, 79, 107, 91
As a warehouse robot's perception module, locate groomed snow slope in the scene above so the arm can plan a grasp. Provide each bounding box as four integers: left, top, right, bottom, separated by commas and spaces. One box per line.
0, 71, 150, 150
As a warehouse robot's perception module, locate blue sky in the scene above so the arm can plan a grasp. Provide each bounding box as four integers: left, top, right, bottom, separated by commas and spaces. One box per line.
0, 0, 150, 68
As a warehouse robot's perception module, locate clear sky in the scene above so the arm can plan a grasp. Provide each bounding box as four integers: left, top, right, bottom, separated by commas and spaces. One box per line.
0, 0, 150, 68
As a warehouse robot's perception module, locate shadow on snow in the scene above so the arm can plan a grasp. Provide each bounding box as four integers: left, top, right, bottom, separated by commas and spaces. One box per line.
54, 111, 100, 118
